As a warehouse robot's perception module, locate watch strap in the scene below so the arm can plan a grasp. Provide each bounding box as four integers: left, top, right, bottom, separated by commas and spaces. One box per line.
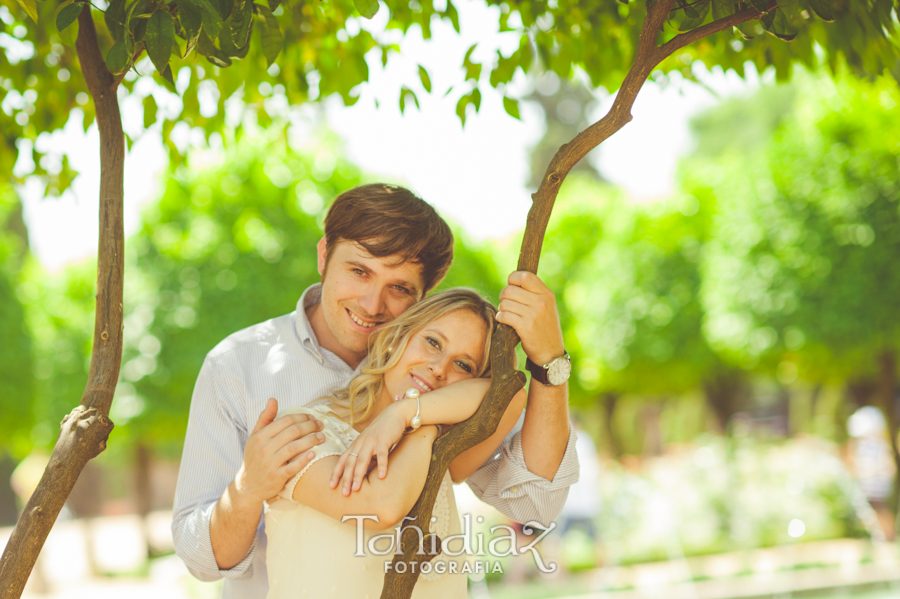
525, 351, 569, 386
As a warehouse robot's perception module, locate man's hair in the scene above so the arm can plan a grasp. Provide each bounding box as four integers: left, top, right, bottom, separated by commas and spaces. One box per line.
323, 287, 498, 425
323, 184, 454, 294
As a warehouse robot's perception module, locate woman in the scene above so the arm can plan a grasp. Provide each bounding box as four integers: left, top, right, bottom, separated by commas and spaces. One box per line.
264, 288, 526, 598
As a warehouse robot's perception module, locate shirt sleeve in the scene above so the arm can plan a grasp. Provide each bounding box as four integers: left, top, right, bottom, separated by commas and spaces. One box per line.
275, 407, 347, 503
465, 412, 580, 527
171, 355, 257, 581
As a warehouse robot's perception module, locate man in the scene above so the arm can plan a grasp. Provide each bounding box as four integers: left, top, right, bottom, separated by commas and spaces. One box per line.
172, 184, 578, 598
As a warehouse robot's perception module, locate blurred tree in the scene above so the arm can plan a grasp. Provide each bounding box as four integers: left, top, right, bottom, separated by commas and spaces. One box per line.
690, 74, 900, 505
524, 73, 604, 190
0, 186, 34, 455
0, 186, 34, 526
538, 177, 739, 453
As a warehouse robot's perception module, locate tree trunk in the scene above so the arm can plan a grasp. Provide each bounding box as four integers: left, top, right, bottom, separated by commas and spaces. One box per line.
0, 5, 124, 598
703, 370, 744, 434
380, 1, 768, 596
135, 441, 154, 558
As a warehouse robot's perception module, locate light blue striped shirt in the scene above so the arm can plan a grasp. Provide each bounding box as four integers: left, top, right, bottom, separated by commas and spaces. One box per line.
171, 284, 579, 598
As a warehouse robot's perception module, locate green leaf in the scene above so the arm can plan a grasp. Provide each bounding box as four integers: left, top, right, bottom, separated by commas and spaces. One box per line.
196, 29, 232, 66
105, 38, 129, 74
143, 94, 158, 129
418, 65, 431, 93
214, 0, 234, 20
679, 0, 710, 31
256, 4, 282, 67
684, 3, 700, 18
353, 0, 379, 19
763, 9, 798, 41
56, 2, 83, 33
105, 0, 128, 41
443, 0, 459, 33
146, 10, 176, 75
502, 96, 520, 120
807, 0, 834, 21
463, 44, 481, 81
748, 0, 769, 12
179, 1, 202, 56
160, 63, 177, 92
183, 0, 223, 38
229, 0, 252, 47
55, 1, 80, 46
15, 0, 38, 23
399, 87, 418, 113
455, 95, 468, 126
267, 0, 281, 11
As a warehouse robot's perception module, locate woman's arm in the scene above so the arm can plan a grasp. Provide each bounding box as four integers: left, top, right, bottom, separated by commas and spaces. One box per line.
448, 388, 526, 483
290, 425, 439, 531
330, 378, 491, 492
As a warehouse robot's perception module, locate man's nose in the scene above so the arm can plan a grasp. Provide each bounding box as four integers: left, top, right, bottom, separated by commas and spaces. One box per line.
358, 285, 386, 318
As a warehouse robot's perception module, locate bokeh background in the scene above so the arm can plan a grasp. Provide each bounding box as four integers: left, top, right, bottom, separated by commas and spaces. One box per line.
3, 2, 900, 597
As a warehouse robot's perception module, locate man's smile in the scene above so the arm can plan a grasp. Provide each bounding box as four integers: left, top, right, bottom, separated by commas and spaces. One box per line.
346, 307, 384, 329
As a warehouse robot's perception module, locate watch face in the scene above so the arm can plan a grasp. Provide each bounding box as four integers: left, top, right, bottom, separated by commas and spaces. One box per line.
547, 356, 571, 386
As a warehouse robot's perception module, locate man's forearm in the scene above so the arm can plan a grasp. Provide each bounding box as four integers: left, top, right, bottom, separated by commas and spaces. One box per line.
520, 381, 569, 480
209, 480, 263, 570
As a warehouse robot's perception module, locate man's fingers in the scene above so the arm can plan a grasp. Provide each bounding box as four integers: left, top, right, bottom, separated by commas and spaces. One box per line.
284, 449, 317, 476
251, 398, 279, 435
275, 429, 325, 463
269, 416, 321, 449
507, 270, 551, 293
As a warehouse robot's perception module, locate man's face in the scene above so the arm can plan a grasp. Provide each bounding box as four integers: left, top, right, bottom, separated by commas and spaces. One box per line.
315, 238, 425, 364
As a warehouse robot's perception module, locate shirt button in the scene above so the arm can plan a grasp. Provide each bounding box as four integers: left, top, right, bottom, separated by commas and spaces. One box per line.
510, 485, 519, 494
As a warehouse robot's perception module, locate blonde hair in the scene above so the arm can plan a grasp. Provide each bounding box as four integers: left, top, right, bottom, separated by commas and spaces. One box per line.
325, 288, 497, 425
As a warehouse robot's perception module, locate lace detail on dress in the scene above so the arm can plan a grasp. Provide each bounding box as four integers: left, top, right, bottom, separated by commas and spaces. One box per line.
420, 473, 453, 581
308, 404, 359, 446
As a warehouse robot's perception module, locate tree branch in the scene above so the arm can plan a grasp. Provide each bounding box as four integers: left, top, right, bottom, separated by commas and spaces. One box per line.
0, 3, 125, 597
381, 1, 770, 597
656, 6, 769, 61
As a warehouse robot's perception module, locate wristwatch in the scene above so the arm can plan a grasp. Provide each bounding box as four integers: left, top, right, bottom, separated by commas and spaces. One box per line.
525, 351, 572, 386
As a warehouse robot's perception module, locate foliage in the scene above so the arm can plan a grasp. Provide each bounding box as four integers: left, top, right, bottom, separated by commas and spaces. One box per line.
690, 74, 900, 382
0, 186, 34, 456
2, 0, 898, 197
541, 176, 721, 399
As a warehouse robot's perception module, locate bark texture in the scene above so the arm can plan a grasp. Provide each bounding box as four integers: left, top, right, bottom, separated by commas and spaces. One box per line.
380, 1, 766, 597
0, 6, 124, 598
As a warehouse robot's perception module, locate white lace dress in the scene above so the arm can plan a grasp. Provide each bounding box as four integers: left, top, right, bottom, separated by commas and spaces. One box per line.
264, 404, 467, 599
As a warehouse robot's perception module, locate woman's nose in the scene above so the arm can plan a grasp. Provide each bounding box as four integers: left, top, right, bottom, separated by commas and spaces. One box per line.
427, 359, 446, 380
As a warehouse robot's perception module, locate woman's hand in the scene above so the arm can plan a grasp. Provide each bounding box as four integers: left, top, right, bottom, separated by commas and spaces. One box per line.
329, 400, 409, 495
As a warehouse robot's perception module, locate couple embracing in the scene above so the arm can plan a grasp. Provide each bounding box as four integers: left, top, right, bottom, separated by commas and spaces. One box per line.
171, 184, 580, 598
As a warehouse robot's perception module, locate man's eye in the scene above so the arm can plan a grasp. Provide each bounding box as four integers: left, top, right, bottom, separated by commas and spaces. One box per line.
392, 285, 410, 295
352, 268, 365, 276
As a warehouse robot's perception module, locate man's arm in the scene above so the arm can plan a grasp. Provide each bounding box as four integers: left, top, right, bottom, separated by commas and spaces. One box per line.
171, 357, 323, 579
470, 270, 579, 524
209, 398, 324, 569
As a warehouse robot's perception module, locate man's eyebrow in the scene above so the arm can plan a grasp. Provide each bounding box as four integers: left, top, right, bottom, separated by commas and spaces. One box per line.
346, 260, 375, 276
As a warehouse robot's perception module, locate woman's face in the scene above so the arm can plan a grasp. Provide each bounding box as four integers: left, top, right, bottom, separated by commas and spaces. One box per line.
383, 309, 488, 398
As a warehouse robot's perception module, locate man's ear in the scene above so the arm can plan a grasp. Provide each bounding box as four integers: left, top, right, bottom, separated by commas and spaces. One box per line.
316, 237, 327, 276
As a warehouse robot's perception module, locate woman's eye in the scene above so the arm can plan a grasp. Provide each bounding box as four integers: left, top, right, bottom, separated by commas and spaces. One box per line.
456, 361, 473, 373
426, 336, 441, 350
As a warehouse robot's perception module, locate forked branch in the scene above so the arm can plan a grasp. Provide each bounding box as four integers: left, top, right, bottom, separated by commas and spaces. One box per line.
381, 1, 768, 597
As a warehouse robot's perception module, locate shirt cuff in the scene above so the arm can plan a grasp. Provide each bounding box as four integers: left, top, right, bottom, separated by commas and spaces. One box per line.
495, 422, 580, 499
178, 503, 259, 580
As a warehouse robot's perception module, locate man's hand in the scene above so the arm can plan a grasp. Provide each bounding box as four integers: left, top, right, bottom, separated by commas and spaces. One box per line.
234, 398, 325, 505
496, 271, 565, 365
329, 400, 408, 495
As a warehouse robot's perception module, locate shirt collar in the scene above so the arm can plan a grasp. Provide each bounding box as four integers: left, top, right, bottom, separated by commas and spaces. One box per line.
295, 283, 366, 374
